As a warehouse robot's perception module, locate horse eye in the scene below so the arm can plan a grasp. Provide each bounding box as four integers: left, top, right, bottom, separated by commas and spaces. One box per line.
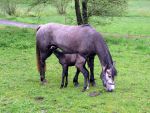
108, 75, 112, 78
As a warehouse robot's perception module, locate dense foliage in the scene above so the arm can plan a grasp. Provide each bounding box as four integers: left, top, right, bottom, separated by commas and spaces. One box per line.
88, 0, 127, 17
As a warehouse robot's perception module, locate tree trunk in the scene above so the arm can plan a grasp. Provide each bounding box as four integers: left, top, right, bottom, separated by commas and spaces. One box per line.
82, 0, 88, 24
74, 0, 83, 25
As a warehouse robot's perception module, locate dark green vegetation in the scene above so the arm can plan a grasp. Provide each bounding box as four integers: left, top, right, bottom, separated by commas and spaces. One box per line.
0, 0, 150, 35
0, 27, 150, 113
0, 0, 150, 113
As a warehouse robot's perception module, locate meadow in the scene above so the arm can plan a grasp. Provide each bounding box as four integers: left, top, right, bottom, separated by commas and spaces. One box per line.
0, 0, 150, 113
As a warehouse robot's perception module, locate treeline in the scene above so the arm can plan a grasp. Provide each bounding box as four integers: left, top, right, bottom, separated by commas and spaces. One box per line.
0, 0, 127, 25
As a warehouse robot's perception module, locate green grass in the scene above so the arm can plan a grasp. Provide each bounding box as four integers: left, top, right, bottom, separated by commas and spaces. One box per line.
0, 27, 150, 113
0, 0, 150, 112
127, 0, 150, 17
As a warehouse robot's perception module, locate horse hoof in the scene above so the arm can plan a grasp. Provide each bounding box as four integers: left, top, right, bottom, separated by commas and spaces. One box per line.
86, 86, 89, 90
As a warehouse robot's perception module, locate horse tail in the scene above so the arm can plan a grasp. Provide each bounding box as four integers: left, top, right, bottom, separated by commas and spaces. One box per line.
36, 25, 41, 31
36, 43, 46, 72
36, 43, 40, 72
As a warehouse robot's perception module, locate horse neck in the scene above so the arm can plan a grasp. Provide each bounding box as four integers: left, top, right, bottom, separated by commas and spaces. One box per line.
96, 38, 113, 68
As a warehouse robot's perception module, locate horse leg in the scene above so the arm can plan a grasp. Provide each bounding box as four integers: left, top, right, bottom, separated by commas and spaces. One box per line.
76, 64, 89, 92
39, 49, 53, 84
73, 68, 80, 87
39, 53, 48, 83
60, 65, 68, 88
88, 55, 96, 86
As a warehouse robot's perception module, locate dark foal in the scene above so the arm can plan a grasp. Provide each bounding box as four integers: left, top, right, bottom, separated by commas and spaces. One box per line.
53, 49, 96, 89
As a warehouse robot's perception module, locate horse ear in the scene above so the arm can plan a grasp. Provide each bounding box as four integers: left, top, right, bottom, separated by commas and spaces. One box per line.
102, 64, 108, 72
113, 61, 116, 67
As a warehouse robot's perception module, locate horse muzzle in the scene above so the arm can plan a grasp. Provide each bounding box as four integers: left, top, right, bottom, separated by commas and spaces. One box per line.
105, 82, 115, 92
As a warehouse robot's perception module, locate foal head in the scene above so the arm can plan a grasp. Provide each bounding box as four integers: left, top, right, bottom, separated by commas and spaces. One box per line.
101, 63, 117, 92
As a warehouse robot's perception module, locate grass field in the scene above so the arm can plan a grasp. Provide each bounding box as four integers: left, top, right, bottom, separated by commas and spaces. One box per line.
0, 27, 150, 113
0, 0, 150, 113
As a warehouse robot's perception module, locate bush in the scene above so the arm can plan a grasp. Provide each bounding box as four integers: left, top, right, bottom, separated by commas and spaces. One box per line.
30, 0, 70, 15
0, 0, 17, 16
51, 0, 70, 15
88, 0, 127, 17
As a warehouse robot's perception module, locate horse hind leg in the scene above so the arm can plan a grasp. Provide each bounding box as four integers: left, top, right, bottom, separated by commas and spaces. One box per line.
39, 50, 53, 84
39, 53, 47, 84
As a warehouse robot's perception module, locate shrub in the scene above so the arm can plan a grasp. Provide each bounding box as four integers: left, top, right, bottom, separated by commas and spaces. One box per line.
88, 0, 127, 17
0, 0, 17, 16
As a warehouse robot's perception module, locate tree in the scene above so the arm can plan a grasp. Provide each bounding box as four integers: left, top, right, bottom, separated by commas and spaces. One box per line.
29, 0, 127, 25
0, 0, 17, 15
75, 0, 127, 25
74, 0, 88, 25
88, 0, 127, 17
74, 0, 83, 25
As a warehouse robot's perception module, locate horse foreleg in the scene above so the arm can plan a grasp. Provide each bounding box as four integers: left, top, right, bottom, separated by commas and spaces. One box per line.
73, 68, 80, 87
88, 55, 96, 86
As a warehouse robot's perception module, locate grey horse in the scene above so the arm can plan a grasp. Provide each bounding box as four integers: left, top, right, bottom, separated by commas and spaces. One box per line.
36, 23, 117, 92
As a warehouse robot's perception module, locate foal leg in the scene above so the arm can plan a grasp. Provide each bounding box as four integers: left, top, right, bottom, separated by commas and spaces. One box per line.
76, 64, 89, 92
88, 55, 96, 86
73, 68, 80, 87
64, 67, 68, 87
60, 65, 68, 88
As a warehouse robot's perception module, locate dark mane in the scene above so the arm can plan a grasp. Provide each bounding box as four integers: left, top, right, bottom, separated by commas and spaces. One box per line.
104, 48, 113, 68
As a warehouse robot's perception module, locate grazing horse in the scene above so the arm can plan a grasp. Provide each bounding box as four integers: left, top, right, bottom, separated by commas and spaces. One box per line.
53, 49, 96, 89
36, 23, 117, 92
